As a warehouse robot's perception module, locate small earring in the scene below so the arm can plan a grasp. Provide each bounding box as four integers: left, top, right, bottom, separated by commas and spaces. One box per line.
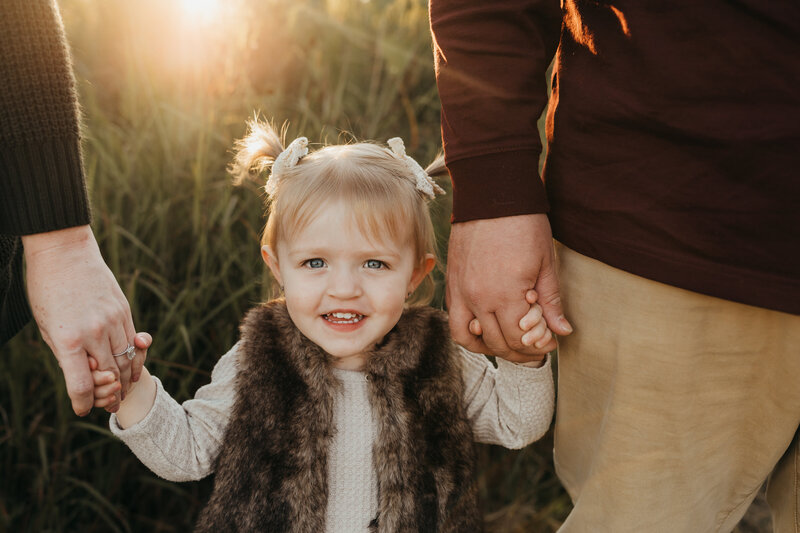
406, 291, 412, 298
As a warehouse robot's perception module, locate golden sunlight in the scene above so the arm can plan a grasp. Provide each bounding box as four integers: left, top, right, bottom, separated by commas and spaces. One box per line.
179, 0, 222, 25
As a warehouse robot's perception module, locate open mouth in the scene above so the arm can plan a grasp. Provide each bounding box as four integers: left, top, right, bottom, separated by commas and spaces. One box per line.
323, 312, 364, 324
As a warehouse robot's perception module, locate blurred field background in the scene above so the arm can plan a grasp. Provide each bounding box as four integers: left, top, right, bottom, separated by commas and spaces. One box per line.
0, 0, 774, 531
0, 0, 570, 531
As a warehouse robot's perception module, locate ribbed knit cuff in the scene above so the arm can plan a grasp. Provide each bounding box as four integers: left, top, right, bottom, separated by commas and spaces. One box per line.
0, 237, 32, 345
0, 136, 91, 235
447, 150, 549, 223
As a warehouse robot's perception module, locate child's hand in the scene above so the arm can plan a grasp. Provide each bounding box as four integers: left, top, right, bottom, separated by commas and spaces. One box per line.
469, 290, 555, 363
89, 332, 152, 412
517, 289, 554, 351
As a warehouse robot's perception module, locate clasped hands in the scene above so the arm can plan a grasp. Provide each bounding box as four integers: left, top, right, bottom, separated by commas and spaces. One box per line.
447, 214, 573, 365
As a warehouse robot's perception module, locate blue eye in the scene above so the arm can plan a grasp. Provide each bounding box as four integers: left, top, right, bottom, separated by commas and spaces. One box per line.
365, 259, 385, 269
305, 258, 326, 268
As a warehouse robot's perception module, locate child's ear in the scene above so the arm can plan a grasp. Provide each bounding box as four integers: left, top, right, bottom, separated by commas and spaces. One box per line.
409, 253, 436, 292
261, 245, 283, 286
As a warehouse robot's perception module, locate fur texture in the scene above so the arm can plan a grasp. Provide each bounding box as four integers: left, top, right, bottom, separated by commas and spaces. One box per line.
195, 300, 481, 532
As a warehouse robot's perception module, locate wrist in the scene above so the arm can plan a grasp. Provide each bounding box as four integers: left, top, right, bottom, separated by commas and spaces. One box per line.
116, 367, 157, 429
516, 356, 547, 368
22, 225, 96, 256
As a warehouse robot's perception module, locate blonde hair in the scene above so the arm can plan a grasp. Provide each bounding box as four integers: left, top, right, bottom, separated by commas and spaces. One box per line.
230, 119, 447, 305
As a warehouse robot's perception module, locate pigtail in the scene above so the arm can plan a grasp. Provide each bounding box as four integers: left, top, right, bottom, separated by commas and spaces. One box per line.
229, 118, 286, 185
424, 153, 448, 180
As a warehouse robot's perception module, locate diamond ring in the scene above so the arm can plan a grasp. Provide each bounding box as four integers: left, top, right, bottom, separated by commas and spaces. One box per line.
112, 345, 136, 361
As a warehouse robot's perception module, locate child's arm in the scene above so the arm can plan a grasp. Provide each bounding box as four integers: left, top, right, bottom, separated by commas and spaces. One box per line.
460, 347, 554, 449
458, 292, 555, 448
91, 339, 241, 482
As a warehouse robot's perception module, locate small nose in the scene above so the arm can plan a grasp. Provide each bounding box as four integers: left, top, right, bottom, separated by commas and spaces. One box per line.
327, 268, 362, 299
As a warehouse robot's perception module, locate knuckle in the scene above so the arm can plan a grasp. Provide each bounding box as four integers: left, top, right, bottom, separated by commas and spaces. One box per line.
88, 321, 107, 341
70, 379, 94, 398
505, 336, 525, 352
60, 336, 84, 353
118, 303, 133, 323
541, 292, 562, 308
484, 339, 510, 358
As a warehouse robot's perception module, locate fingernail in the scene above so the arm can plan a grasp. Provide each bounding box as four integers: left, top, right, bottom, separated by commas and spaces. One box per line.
78, 409, 91, 417
132, 373, 140, 382
521, 333, 532, 346
559, 316, 573, 334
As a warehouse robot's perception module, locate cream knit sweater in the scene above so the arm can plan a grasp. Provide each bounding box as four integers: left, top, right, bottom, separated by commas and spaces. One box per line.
110, 344, 554, 532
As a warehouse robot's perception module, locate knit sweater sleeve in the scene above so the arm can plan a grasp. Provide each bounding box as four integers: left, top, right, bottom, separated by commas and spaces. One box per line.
429, 0, 561, 222
0, 0, 90, 235
460, 347, 554, 448
108, 344, 240, 482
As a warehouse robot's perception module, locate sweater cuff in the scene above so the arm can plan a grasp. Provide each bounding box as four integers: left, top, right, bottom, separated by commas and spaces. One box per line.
0, 236, 32, 345
447, 150, 549, 223
0, 136, 91, 235
496, 353, 552, 380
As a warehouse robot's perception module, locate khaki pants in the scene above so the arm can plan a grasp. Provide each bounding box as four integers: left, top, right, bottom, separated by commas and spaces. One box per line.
554, 244, 800, 533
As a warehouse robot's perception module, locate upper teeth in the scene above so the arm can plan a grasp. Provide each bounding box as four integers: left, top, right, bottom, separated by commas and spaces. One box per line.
330, 312, 358, 319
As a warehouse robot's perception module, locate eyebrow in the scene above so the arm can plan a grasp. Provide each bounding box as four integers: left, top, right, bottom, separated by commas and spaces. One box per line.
286, 247, 403, 260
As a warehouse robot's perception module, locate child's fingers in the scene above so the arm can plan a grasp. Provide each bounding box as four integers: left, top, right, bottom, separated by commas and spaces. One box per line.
525, 289, 538, 305
94, 380, 121, 399
92, 368, 118, 386
521, 320, 549, 347
88, 355, 98, 371
94, 394, 119, 409
533, 328, 553, 350
468, 318, 483, 336
519, 304, 544, 331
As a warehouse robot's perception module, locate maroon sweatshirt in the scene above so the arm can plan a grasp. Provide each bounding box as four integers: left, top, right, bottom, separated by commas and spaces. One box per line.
431, 0, 800, 315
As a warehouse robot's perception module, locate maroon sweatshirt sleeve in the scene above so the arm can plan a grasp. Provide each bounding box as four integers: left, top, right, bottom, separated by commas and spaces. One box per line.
430, 0, 561, 222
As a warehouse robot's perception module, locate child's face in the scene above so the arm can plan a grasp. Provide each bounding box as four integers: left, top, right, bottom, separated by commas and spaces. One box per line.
262, 201, 434, 371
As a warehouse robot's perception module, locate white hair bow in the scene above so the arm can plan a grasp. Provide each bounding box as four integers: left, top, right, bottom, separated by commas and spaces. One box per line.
387, 137, 446, 199
266, 137, 309, 197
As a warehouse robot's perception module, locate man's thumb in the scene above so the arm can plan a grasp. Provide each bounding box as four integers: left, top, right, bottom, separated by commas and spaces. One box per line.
535, 268, 573, 336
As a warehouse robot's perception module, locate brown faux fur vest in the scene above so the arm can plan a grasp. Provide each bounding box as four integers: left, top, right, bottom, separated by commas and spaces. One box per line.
195, 300, 482, 533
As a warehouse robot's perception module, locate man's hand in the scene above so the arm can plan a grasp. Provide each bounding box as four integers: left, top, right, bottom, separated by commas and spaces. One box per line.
446, 214, 572, 362
23, 225, 139, 416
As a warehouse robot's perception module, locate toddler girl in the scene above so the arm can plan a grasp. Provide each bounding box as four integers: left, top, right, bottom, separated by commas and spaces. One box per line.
91, 120, 555, 532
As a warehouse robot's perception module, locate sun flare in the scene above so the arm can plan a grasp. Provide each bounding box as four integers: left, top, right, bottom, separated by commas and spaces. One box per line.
179, 0, 221, 24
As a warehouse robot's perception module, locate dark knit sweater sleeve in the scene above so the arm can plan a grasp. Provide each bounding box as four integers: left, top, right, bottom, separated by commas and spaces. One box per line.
0, 0, 91, 236
430, 0, 561, 222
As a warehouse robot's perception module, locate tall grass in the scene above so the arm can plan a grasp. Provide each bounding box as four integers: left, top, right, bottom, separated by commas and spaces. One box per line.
0, 0, 569, 530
